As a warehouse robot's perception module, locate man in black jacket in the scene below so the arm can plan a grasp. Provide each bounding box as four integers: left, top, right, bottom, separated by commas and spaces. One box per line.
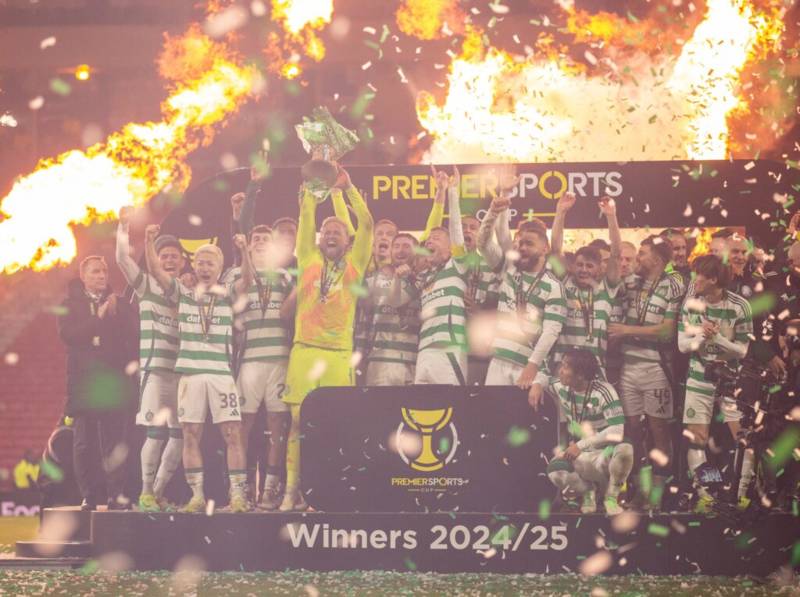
58, 255, 137, 511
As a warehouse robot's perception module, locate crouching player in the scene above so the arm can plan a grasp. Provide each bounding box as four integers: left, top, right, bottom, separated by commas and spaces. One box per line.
530, 349, 633, 515
145, 225, 254, 513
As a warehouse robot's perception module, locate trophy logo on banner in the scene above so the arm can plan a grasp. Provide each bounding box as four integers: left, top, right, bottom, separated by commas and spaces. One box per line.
397, 407, 459, 472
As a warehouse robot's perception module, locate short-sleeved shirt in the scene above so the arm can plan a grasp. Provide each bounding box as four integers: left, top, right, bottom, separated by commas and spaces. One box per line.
170, 279, 236, 376
620, 272, 686, 366
130, 270, 179, 372
679, 290, 753, 400
542, 375, 625, 440
492, 264, 567, 367
225, 266, 294, 363
363, 270, 420, 365
552, 276, 621, 369
416, 257, 469, 353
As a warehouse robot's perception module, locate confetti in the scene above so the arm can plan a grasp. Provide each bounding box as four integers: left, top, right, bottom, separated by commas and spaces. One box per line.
4, 352, 19, 366
40, 36, 57, 49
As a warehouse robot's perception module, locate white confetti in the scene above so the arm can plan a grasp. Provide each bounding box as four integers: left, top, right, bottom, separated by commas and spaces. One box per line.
220, 152, 239, 170
4, 352, 19, 366
579, 550, 612, 576
361, 61, 372, 70
250, 0, 266, 16
204, 5, 249, 38
29, 96, 45, 111
188, 214, 203, 226
610, 511, 640, 533
0, 113, 18, 128
124, 360, 139, 376
649, 448, 669, 467
40, 36, 57, 49
308, 359, 328, 381
205, 499, 215, 516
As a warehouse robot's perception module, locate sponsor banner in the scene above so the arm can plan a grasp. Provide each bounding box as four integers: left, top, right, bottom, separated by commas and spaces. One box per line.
160, 160, 790, 264
91, 510, 800, 575
299, 386, 558, 513
0, 490, 40, 516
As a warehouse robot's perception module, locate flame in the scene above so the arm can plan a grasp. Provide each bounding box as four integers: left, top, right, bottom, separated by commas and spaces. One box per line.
688, 227, 722, 262
0, 29, 256, 274
396, 0, 465, 40
416, 0, 784, 163
266, 0, 333, 78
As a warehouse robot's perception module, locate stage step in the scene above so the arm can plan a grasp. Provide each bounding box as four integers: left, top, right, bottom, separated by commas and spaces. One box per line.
0, 554, 87, 570
15, 540, 92, 559
40, 506, 93, 542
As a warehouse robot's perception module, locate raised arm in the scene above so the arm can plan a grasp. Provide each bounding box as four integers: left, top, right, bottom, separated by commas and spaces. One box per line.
447, 167, 465, 249
496, 208, 512, 254
550, 192, 576, 256
477, 194, 509, 270
599, 195, 621, 285
331, 189, 356, 237
144, 224, 173, 292
115, 206, 143, 290
337, 168, 374, 274
421, 166, 448, 242
232, 234, 254, 296
296, 186, 319, 264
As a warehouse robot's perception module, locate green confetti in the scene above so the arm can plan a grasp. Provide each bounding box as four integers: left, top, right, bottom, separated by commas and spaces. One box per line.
79, 559, 99, 575
40, 459, 64, 482
48, 305, 69, 316
793, 541, 800, 566
438, 436, 451, 455
350, 89, 376, 119
213, 179, 230, 192
50, 78, 72, 96
538, 499, 551, 521
766, 427, 800, 472
348, 283, 369, 298
639, 465, 653, 495
547, 255, 566, 278
648, 115, 658, 124
647, 523, 669, 537
403, 557, 417, 571
506, 426, 530, 447
748, 293, 776, 316
413, 245, 432, 256
86, 371, 124, 409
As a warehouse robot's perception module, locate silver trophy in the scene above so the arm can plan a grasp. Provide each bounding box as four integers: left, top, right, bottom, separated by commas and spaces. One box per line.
295, 106, 359, 201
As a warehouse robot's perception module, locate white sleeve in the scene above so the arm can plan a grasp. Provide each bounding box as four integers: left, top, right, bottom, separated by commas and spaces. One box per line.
447, 187, 465, 248
529, 319, 562, 366
576, 423, 624, 451
712, 333, 748, 360
115, 224, 144, 295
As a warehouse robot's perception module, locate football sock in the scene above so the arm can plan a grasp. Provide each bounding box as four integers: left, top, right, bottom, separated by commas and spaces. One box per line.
229, 470, 248, 500
153, 434, 183, 499
607, 443, 634, 499
140, 428, 166, 495
738, 448, 756, 500
185, 468, 205, 501
286, 405, 301, 489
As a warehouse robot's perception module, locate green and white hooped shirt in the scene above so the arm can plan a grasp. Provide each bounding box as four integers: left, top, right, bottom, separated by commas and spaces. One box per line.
170, 279, 236, 376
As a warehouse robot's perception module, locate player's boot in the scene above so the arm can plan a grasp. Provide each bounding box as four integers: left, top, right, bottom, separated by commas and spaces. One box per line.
737, 496, 751, 511
180, 496, 207, 514
138, 493, 161, 513
604, 495, 624, 515
581, 488, 597, 514
228, 495, 251, 513
278, 486, 308, 512
157, 497, 177, 513
258, 482, 284, 511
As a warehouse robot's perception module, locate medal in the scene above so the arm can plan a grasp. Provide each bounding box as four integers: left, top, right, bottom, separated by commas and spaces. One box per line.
515, 267, 546, 314
320, 258, 344, 303
199, 295, 216, 342
575, 286, 594, 341
254, 271, 272, 318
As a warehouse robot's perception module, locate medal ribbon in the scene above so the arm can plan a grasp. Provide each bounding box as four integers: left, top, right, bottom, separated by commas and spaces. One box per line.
199, 295, 216, 340
576, 286, 594, 341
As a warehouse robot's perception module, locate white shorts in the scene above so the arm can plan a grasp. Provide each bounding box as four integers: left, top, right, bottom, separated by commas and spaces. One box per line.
136, 370, 180, 428
572, 449, 612, 486
236, 360, 289, 414
484, 358, 524, 386
177, 374, 242, 424
619, 362, 673, 419
683, 391, 741, 425
414, 350, 467, 385
365, 361, 414, 386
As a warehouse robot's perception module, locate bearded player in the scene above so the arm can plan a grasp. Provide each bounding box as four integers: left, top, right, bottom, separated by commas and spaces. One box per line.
280, 165, 373, 511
